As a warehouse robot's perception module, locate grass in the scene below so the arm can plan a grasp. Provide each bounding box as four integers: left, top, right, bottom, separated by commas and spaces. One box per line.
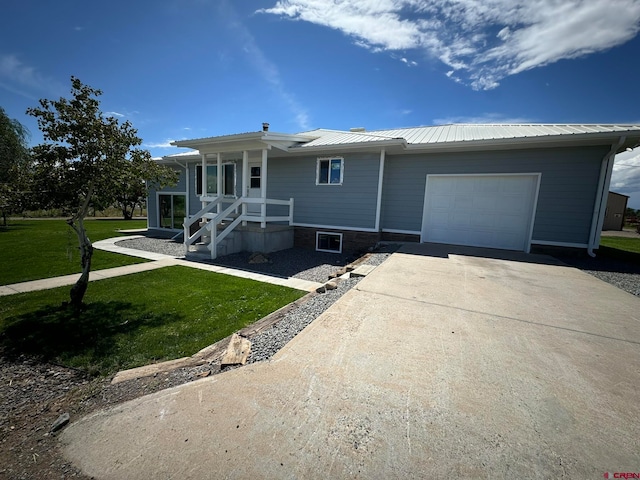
0, 266, 305, 376
599, 236, 640, 254
0, 218, 149, 286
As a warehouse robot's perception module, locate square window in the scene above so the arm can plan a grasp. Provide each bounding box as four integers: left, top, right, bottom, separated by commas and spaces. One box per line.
316, 232, 343, 253
316, 157, 343, 185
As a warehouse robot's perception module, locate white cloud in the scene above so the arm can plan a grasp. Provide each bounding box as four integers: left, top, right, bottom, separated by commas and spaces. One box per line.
106, 111, 125, 118
144, 139, 176, 148
611, 148, 640, 206
400, 57, 418, 67
432, 113, 534, 124
0, 54, 64, 98
260, 0, 640, 90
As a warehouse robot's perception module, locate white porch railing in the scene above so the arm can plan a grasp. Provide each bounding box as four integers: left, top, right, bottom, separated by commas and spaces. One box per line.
183, 196, 294, 259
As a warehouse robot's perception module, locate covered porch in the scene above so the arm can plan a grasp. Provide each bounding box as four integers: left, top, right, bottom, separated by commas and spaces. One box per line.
172, 127, 315, 259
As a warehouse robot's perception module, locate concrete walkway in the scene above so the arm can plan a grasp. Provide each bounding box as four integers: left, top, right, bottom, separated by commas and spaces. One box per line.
59, 243, 640, 479
0, 236, 322, 295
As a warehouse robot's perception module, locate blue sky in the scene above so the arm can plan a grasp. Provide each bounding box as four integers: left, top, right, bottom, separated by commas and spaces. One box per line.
2, 0, 640, 207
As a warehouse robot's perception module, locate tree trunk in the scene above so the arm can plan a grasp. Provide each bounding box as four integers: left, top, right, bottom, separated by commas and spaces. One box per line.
68, 217, 93, 307
122, 206, 133, 220
68, 183, 94, 307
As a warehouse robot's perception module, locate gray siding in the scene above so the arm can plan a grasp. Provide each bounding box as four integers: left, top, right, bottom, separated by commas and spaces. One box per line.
381, 146, 608, 244
147, 165, 186, 228
267, 153, 380, 229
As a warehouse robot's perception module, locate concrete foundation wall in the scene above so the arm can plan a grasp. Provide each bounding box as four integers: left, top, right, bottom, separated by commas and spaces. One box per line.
237, 224, 294, 253
294, 227, 381, 254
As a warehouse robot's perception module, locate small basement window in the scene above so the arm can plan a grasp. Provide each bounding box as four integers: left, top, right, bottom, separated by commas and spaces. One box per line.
316, 231, 343, 253
316, 157, 343, 185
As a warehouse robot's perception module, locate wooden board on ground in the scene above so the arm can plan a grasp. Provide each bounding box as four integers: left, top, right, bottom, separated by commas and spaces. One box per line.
221, 333, 252, 367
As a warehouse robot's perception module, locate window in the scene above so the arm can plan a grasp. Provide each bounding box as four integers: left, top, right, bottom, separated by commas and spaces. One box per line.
250, 166, 261, 189
316, 157, 343, 185
159, 194, 186, 230
316, 231, 343, 253
196, 164, 236, 196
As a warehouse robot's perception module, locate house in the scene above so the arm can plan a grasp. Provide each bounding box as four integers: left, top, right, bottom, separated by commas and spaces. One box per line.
603, 191, 630, 231
147, 124, 640, 258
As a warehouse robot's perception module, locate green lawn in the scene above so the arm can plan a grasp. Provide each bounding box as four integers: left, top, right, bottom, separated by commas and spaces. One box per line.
0, 266, 305, 376
599, 236, 640, 254
0, 218, 149, 285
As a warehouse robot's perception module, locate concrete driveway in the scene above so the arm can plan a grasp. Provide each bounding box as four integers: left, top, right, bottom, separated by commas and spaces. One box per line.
61, 244, 640, 479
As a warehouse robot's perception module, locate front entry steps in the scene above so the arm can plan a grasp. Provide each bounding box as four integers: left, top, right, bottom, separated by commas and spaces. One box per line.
186, 224, 294, 261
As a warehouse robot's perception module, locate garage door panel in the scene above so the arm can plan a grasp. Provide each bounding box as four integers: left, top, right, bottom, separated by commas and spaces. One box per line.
474, 195, 498, 210
430, 195, 454, 209
422, 175, 538, 251
453, 196, 474, 209
431, 178, 456, 193
471, 213, 497, 228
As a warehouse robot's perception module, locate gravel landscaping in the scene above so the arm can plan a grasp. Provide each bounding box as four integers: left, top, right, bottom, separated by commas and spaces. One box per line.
3, 238, 640, 479
554, 253, 640, 297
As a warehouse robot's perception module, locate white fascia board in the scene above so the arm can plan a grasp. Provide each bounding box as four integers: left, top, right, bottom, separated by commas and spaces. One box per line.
287, 138, 407, 154
172, 132, 263, 147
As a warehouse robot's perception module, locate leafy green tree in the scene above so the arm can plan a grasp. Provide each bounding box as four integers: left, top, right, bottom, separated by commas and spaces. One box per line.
0, 106, 32, 225
27, 76, 177, 306
93, 162, 148, 220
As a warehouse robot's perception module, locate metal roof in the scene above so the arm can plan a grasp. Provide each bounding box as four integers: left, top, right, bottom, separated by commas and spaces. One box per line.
296, 124, 640, 148
155, 124, 640, 161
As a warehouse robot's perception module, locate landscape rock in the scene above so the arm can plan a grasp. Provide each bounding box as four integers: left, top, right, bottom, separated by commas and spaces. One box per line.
50, 412, 70, 433
248, 252, 271, 264
325, 281, 338, 290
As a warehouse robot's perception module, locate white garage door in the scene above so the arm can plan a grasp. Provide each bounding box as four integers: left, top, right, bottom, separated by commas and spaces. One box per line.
421, 174, 539, 251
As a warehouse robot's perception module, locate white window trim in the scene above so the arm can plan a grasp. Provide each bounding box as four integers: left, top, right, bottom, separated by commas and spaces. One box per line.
316, 231, 343, 253
316, 157, 344, 186
196, 163, 237, 197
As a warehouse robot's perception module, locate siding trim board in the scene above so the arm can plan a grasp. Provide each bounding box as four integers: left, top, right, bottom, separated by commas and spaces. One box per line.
531, 240, 589, 248
293, 222, 378, 233
381, 228, 421, 235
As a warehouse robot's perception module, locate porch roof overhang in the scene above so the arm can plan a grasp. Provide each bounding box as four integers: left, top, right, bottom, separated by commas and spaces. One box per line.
171, 131, 319, 155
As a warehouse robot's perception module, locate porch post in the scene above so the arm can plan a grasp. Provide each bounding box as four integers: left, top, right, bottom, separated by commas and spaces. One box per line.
216, 152, 222, 214
201, 154, 207, 208
261, 148, 267, 228
242, 150, 248, 227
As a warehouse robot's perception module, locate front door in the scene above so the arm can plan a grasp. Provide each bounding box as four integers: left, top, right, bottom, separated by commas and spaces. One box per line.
247, 163, 262, 215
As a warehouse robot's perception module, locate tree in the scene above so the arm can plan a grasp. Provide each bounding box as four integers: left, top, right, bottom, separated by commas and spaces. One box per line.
27, 77, 177, 306
93, 161, 148, 220
0, 107, 32, 225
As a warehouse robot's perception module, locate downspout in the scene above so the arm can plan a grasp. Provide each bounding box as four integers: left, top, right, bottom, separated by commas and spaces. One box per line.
587, 136, 625, 257
374, 149, 386, 232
